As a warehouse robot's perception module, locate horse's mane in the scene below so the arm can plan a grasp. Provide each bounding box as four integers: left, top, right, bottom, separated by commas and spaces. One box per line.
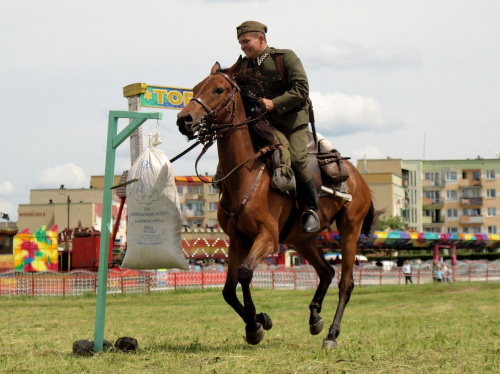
219, 68, 278, 150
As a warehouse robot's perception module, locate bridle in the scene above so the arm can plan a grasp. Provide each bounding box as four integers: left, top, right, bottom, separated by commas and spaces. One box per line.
182, 70, 284, 219
186, 71, 275, 181
190, 71, 243, 143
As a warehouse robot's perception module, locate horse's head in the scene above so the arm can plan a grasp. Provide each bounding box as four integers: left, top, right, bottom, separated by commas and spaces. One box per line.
177, 61, 241, 140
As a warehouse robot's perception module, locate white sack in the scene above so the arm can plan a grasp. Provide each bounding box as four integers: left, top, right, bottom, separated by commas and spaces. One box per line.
121, 133, 189, 270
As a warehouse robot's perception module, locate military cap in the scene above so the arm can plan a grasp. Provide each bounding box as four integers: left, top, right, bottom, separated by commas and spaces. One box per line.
236, 21, 267, 38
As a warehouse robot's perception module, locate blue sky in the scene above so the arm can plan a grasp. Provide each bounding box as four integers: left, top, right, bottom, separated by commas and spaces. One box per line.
1, 0, 500, 221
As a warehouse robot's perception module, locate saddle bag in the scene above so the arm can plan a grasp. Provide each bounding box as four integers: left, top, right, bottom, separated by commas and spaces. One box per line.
316, 151, 350, 185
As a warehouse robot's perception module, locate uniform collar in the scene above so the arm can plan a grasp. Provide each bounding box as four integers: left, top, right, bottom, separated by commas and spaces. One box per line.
254, 45, 271, 66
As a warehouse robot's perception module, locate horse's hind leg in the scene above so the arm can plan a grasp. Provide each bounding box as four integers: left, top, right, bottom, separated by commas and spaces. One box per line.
293, 236, 335, 335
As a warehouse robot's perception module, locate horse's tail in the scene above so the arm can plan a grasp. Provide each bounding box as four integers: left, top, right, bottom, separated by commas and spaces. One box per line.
361, 200, 381, 236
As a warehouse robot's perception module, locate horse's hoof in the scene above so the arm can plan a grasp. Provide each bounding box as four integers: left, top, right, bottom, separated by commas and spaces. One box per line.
257, 313, 273, 331
246, 325, 265, 345
309, 318, 324, 335
322, 339, 338, 350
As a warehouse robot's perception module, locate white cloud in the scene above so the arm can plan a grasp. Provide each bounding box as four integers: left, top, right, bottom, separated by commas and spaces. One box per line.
36, 163, 88, 188
0, 181, 13, 195
310, 91, 401, 136
349, 145, 388, 166
0, 200, 16, 218
310, 40, 421, 69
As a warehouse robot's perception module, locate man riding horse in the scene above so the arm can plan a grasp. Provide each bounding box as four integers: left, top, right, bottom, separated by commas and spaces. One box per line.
236, 21, 320, 233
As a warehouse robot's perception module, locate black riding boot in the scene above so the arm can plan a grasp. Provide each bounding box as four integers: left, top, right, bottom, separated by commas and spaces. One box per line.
299, 178, 320, 233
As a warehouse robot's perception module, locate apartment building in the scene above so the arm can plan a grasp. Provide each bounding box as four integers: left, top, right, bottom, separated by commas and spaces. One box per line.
357, 158, 500, 233
175, 176, 219, 229
16, 175, 219, 241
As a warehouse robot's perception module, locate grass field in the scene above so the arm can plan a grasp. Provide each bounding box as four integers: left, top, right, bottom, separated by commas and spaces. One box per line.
1, 282, 499, 373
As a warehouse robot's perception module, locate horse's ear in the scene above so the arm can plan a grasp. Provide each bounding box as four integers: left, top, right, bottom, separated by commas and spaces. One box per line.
211, 62, 221, 75
227, 56, 243, 76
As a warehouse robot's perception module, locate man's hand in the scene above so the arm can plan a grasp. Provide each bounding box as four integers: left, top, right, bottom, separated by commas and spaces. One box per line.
261, 98, 275, 112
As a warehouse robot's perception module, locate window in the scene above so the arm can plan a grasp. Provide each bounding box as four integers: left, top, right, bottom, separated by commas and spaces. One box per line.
209, 202, 218, 211
472, 171, 480, 181
425, 172, 439, 181
424, 190, 441, 204
186, 202, 203, 211
463, 208, 481, 216
188, 186, 203, 194
209, 219, 218, 226
472, 227, 481, 234
177, 186, 184, 196
462, 188, 481, 198
487, 207, 497, 217
486, 170, 496, 180
447, 227, 458, 233
446, 171, 458, 182
179, 203, 184, 212
488, 226, 497, 234
463, 227, 469, 234
486, 189, 496, 198
446, 190, 458, 200
447, 209, 458, 218
209, 185, 217, 194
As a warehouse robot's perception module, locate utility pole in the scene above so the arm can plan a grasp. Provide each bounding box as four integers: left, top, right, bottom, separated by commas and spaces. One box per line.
66, 194, 71, 251
59, 185, 71, 251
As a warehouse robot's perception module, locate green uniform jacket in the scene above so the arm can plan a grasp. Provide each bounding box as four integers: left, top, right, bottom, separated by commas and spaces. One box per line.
240, 45, 310, 135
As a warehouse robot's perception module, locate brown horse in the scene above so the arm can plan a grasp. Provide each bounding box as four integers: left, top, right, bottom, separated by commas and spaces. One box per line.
176, 60, 376, 350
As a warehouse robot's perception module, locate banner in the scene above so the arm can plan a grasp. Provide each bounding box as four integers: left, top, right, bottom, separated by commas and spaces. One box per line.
140, 85, 193, 109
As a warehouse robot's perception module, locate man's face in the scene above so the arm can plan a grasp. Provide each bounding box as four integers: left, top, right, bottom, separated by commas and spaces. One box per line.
238, 33, 265, 59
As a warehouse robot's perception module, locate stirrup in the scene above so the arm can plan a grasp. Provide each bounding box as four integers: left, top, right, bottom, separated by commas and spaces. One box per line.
301, 209, 320, 233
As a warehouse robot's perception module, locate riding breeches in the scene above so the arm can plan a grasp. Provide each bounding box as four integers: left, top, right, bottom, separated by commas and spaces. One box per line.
273, 124, 312, 183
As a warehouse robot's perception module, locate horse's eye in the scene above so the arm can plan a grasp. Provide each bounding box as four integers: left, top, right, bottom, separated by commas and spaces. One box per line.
215, 87, 224, 95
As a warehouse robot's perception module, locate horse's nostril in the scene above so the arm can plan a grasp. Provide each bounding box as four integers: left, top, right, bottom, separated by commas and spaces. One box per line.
177, 114, 193, 127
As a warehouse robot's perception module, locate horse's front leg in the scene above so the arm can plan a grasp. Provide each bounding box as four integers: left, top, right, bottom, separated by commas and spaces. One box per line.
222, 238, 250, 324
323, 230, 358, 350
222, 266, 246, 322
238, 231, 276, 345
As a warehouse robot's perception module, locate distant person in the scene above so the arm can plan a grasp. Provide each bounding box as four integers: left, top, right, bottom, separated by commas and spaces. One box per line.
402, 260, 413, 284
445, 265, 452, 283
442, 264, 448, 282
432, 260, 439, 283
435, 267, 444, 283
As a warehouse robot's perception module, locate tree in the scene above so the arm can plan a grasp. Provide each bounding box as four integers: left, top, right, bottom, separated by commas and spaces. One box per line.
376, 216, 406, 231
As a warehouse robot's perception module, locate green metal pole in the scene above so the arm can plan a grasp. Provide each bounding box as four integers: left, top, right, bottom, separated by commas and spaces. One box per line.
94, 110, 162, 353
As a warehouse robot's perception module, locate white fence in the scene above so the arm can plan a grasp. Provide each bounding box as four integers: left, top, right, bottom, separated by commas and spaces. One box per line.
1, 263, 499, 298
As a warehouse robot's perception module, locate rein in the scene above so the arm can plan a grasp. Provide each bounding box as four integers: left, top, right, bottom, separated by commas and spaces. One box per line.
185, 70, 282, 219
188, 71, 276, 184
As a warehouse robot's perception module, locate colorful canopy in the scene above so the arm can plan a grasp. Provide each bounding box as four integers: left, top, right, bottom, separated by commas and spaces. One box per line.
317, 231, 500, 250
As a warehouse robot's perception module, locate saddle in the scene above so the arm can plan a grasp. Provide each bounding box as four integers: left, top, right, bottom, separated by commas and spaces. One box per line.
305, 132, 351, 192
269, 131, 350, 198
